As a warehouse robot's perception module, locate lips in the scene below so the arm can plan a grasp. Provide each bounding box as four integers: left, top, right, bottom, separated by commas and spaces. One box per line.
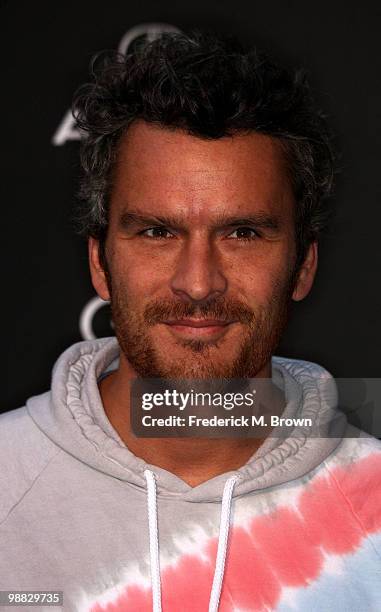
162, 318, 236, 339
164, 319, 232, 327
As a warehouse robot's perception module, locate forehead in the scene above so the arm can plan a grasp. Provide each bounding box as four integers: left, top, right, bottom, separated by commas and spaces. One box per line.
110, 121, 294, 222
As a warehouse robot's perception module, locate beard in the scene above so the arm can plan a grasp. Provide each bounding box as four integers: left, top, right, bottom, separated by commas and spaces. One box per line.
106, 267, 297, 380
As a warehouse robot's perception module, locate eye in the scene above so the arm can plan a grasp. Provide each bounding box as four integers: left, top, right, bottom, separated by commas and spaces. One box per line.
228, 227, 258, 240
140, 226, 174, 239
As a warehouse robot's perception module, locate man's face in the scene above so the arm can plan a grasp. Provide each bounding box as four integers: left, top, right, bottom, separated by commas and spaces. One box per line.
90, 121, 317, 379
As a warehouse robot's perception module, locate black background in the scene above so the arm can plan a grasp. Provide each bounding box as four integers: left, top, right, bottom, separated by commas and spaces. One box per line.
2, 1, 381, 413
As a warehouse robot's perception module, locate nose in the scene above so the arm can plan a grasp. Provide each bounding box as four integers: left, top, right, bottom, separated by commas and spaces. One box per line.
170, 235, 228, 303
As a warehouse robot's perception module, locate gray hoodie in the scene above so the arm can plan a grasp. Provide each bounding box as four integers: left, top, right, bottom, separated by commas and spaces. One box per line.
1, 337, 380, 612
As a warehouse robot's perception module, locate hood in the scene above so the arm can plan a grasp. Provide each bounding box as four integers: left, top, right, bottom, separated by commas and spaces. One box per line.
26, 337, 345, 504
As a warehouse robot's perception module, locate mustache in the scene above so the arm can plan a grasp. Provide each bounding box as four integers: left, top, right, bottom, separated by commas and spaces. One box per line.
143, 297, 256, 326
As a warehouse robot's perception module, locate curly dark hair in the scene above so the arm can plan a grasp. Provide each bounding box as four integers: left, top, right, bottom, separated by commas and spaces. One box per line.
73, 30, 336, 268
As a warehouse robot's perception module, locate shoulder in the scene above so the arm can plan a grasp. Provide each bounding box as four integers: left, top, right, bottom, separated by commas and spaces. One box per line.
0, 397, 60, 524
324, 434, 381, 543
327, 431, 381, 479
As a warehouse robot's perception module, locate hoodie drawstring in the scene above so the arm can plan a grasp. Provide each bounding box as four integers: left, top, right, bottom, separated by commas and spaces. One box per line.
144, 469, 240, 612
145, 469, 162, 612
208, 474, 240, 612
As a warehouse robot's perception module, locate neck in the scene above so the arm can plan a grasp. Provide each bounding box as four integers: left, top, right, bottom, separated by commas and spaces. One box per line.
98, 356, 284, 487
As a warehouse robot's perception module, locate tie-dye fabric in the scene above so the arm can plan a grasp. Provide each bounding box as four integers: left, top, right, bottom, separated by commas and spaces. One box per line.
0, 338, 380, 612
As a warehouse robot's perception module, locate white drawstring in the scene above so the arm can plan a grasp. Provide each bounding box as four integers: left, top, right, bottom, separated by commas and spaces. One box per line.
144, 470, 240, 612
208, 475, 240, 612
144, 469, 162, 612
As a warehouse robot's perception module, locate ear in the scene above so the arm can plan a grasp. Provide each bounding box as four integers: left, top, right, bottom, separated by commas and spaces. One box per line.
88, 237, 110, 301
292, 241, 318, 302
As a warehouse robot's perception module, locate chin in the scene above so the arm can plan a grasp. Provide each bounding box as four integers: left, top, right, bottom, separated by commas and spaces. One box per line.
153, 350, 235, 380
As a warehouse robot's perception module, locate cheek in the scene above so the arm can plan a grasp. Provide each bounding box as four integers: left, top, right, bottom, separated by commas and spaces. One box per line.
231, 271, 282, 307
225, 249, 293, 304
111, 244, 171, 298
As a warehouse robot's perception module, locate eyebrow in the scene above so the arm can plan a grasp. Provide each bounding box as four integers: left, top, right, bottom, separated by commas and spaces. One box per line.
118, 210, 281, 232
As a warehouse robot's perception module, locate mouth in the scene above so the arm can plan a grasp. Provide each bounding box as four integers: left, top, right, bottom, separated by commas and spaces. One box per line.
162, 318, 237, 340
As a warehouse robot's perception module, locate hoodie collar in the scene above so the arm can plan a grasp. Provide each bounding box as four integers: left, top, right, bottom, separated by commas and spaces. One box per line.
27, 337, 345, 502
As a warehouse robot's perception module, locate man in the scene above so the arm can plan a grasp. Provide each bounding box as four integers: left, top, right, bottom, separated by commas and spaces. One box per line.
1, 31, 380, 612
